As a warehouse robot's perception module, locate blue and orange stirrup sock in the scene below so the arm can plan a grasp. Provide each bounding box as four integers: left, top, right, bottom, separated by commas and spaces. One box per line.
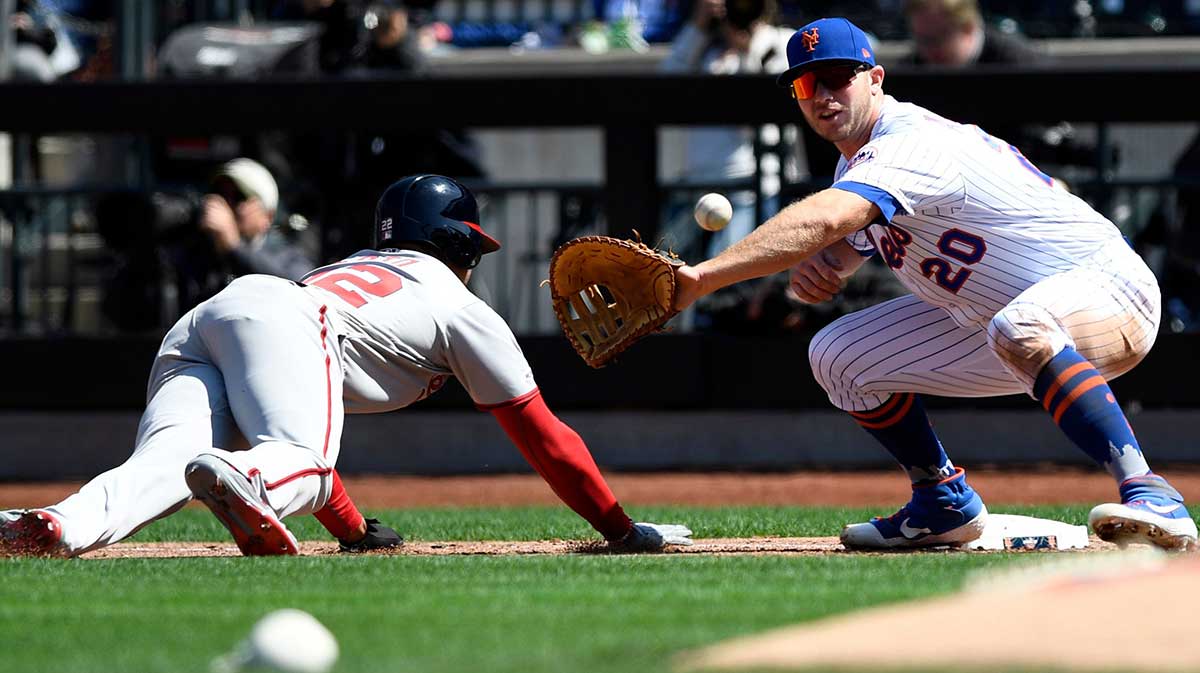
1033, 346, 1150, 481
849, 393, 954, 484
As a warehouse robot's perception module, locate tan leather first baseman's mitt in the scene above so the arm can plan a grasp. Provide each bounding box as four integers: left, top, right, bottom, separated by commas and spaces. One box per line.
548, 235, 684, 368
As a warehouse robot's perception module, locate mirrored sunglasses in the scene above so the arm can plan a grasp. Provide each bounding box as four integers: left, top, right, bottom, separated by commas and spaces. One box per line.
790, 64, 870, 101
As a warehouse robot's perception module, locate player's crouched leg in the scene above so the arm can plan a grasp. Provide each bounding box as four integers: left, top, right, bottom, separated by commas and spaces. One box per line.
985, 301, 1072, 389
185, 451, 309, 556
807, 301, 988, 549
988, 297, 1196, 550
191, 442, 336, 556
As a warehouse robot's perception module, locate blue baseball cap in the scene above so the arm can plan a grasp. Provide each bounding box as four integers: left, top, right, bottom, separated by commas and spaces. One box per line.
777, 18, 876, 88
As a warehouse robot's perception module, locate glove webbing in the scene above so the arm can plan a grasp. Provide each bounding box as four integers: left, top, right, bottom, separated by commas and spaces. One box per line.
565, 284, 623, 346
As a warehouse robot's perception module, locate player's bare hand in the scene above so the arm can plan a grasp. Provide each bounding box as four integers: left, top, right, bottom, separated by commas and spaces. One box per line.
234, 198, 272, 240
200, 195, 241, 253
788, 250, 844, 304
673, 265, 705, 312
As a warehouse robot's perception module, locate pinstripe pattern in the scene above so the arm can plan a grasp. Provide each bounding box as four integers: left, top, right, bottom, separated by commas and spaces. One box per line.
807, 98, 1162, 412
987, 240, 1161, 387
808, 295, 1023, 411
809, 242, 1159, 411
837, 97, 1127, 329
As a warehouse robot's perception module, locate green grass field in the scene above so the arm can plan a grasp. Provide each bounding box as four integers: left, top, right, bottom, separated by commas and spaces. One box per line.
0, 505, 1104, 673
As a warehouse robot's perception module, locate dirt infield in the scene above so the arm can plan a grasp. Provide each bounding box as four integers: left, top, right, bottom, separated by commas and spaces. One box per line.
1, 469, 1166, 559
79, 538, 841, 559
76, 536, 1123, 559
681, 553, 1200, 672
4, 468, 1199, 509
4, 474, 1179, 673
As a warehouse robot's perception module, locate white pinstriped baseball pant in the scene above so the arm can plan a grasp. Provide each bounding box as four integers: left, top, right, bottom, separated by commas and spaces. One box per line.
809, 241, 1161, 413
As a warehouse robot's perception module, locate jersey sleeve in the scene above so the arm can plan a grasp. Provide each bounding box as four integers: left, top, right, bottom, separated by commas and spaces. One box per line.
844, 228, 877, 256
831, 135, 966, 222
444, 301, 537, 406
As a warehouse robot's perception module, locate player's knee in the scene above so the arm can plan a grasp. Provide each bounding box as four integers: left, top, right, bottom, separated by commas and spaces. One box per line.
808, 321, 851, 394
987, 304, 1070, 373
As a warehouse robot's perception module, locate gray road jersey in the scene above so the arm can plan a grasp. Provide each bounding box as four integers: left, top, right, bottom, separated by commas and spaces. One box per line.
301, 250, 535, 413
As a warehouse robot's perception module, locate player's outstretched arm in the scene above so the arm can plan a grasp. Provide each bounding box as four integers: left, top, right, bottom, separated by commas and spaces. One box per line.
675, 188, 879, 311
487, 390, 692, 551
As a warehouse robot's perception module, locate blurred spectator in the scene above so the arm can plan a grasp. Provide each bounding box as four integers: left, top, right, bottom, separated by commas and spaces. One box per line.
347, 1, 475, 178
337, 1, 486, 252
581, 0, 687, 52
901, 0, 1042, 67
67, 30, 113, 82
163, 158, 316, 314
357, 0, 427, 71
660, 0, 791, 249
266, 0, 485, 259
7, 0, 60, 81
44, 0, 111, 81
899, 0, 1105, 172
272, 0, 363, 73
658, 0, 793, 331
152, 9, 328, 265
639, 0, 690, 42
271, 0, 437, 67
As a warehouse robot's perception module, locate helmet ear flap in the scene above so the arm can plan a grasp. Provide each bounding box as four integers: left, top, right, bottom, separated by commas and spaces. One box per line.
428, 227, 482, 269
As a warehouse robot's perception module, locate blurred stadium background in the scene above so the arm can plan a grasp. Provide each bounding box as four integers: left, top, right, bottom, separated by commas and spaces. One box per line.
2, 0, 1200, 480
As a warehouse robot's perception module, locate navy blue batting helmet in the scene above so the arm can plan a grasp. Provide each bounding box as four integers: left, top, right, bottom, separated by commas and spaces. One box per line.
373, 174, 501, 269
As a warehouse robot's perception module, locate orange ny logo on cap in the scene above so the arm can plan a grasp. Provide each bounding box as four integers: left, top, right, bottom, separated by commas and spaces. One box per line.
801, 27, 819, 52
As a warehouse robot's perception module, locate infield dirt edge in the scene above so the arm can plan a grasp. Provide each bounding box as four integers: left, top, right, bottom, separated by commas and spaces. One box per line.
74, 536, 1123, 559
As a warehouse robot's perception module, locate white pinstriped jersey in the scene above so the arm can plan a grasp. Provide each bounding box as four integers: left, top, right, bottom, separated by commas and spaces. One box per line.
834, 96, 1128, 328
301, 250, 536, 413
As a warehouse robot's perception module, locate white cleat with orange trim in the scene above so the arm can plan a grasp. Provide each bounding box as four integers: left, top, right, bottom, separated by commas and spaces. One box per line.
185, 454, 299, 556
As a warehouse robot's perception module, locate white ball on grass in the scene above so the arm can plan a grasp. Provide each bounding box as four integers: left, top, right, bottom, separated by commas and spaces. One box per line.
211, 609, 339, 673
694, 193, 733, 232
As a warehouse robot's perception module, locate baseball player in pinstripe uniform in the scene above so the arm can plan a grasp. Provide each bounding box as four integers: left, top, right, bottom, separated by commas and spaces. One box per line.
1, 175, 692, 557
673, 17, 1196, 550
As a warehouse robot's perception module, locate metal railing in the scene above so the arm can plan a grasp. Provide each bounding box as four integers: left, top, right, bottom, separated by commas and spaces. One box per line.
0, 187, 107, 334
0, 176, 783, 336
4, 174, 1196, 336
2, 71, 1199, 336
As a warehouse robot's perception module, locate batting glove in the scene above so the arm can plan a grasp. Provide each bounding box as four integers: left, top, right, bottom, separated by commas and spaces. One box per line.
611, 522, 694, 552
338, 518, 404, 553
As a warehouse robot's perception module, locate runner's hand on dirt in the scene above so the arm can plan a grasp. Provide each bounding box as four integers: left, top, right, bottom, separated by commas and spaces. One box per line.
338, 518, 404, 553
611, 522, 694, 551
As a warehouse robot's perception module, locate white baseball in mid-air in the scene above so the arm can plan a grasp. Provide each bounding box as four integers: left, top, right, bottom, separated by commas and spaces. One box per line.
211, 609, 339, 673
694, 193, 733, 232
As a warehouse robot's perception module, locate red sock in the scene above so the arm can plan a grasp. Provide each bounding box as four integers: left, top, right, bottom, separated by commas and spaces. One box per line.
313, 470, 366, 540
